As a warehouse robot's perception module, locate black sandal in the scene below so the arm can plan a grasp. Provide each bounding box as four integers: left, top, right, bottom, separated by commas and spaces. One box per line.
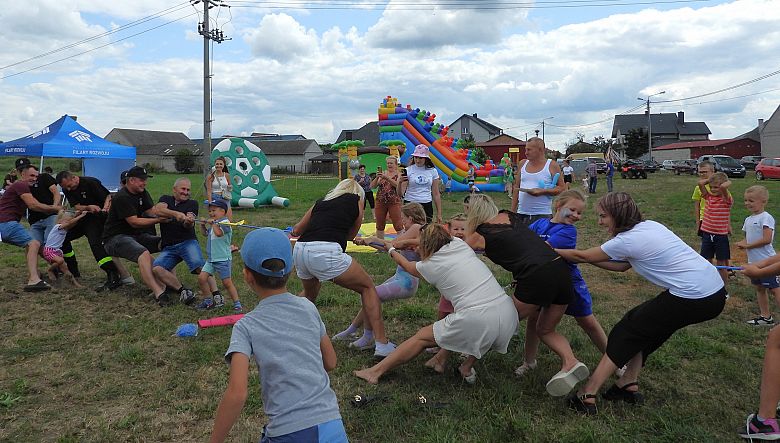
351, 393, 387, 409
567, 392, 597, 415
602, 382, 644, 405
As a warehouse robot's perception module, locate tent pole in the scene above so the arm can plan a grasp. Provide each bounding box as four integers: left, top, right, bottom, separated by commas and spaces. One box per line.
39, 156, 44, 171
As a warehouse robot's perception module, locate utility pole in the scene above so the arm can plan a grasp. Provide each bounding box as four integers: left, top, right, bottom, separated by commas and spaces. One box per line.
637, 91, 665, 162
194, 0, 229, 173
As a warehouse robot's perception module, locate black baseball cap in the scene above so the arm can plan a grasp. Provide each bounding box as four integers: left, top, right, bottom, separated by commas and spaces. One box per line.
125, 166, 152, 180
120, 170, 128, 184
15, 158, 31, 170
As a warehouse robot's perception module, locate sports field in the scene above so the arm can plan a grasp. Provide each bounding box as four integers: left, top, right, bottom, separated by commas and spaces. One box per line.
1, 171, 777, 442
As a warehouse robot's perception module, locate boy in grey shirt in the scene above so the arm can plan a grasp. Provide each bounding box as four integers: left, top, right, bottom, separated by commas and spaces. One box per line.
210, 228, 347, 443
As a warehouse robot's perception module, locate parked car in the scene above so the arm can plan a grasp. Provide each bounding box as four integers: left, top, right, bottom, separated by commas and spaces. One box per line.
620, 160, 647, 179
662, 160, 676, 170
697, 155, 746, 178
740, 155, 764, 170
672, 159, 698, 175
643, 160, 661, 173
755, 158, 780, 180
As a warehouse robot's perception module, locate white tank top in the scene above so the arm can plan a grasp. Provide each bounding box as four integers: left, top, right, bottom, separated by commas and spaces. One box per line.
212, 175, 228, 193
518, 159, 553, 215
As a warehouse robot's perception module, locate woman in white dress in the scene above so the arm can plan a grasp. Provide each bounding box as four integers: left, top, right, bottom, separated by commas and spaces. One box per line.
353, 223, 518, 385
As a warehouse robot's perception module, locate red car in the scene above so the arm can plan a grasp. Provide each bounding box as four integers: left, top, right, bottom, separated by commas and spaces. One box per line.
756, 158, 780, 180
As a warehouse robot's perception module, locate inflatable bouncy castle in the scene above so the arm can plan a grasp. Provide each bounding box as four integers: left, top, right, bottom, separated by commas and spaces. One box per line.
377, 96, 506, 192
211, 138, 289, 208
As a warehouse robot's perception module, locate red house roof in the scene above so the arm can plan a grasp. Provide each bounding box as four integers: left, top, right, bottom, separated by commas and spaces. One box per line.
654, 139, 736, 151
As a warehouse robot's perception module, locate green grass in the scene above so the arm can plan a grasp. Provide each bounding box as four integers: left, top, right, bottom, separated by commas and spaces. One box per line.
1, 170, 779, 442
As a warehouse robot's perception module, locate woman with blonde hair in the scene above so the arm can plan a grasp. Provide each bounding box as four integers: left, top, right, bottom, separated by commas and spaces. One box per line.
466, 193, 588, 397
354, 223, 518, 385
292, 179, 396, 358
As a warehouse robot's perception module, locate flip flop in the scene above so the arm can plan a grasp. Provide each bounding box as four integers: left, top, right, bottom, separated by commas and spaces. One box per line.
350, 393, 387, 408
23, 280, 51, 292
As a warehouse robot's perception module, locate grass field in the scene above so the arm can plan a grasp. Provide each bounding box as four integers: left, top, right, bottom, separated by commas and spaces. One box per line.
1, 170, 779, 442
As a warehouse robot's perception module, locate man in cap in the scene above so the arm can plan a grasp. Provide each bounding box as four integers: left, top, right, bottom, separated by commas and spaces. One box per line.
56, 170, 131, 290
0, 163, 62, 291
102, 166, 170, 304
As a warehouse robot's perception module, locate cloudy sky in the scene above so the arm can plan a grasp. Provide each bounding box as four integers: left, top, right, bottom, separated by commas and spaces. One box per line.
1, 0, 779, 150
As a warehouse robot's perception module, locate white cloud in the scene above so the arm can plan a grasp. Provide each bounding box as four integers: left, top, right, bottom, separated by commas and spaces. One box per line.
364, 0, 529, 49
243, 13, 319, 62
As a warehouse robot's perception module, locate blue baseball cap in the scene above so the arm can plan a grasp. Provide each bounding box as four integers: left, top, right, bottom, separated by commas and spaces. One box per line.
207, 199, 229, 211
241, 228, 292, 277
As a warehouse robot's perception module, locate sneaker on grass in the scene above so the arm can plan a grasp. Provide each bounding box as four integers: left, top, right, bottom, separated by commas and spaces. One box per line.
214, 294, 225, 308
197, 297, 216, 310
332, 329, 360, 342
233, 300, 242, 312
747, 316, 775, 326
738, 414, 780, 440
180, 287, 196, 305
374, 341, 396, 358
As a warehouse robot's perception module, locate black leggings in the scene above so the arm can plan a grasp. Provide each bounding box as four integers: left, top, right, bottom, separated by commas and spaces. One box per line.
605, 287, 726, 367
405, 200, 433, 223
363, 191, 375, 209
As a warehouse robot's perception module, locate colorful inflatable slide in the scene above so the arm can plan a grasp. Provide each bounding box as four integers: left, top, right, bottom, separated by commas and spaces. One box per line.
378, 96, 506, 192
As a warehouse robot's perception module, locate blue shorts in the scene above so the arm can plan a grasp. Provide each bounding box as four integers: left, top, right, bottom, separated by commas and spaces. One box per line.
752, 275, 780, 289
29, 214, 57, 245
0, 221, 33, 247
565, 279, 593, 317
202, 260, 231, 279
700, 232, 730, 261
260, 419, 348, 443
153, 239, 205, 273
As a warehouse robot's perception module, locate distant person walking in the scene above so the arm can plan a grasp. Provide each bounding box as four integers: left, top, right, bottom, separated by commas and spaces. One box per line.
562, 159, 575, 190
606, 161, 614, 193
586, 159, 598, 194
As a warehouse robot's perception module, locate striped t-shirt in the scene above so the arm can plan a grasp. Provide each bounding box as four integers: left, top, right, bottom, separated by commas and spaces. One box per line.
700, 193, 732, 235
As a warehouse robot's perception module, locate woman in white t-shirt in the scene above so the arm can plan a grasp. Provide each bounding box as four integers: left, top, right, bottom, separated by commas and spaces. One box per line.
353, 224, 518, 385
555, 192, 726, 415
562, 159, 575, 190
398, 144, 442, 223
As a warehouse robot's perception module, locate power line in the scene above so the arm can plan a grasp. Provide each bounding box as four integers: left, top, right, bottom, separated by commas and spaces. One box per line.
655, 67, 780, 104
229, 0, 712, 7
0, 12, 197, 80
0, 2, 192, 71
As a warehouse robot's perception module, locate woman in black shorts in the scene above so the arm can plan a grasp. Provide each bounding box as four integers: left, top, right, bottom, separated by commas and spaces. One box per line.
556, 192, 726, 415
466, 194, 588, 397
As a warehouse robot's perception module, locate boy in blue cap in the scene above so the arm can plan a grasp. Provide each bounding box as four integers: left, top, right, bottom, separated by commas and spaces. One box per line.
196, 199, 241, 311
209, 228, 347, 443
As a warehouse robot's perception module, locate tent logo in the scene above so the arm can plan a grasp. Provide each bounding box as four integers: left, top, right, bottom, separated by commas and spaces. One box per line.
30, 127, 50, 139
69, 130, 92, 143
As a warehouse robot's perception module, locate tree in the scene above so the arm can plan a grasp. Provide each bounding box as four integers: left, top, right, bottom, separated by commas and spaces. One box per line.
591, 135, 612, 153
471, 146, 489, 165
624, 128, 648, 159
174, 148, 196, 173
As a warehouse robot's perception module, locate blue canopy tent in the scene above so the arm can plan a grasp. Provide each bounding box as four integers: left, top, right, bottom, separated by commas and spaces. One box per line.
0, 115, 135, 190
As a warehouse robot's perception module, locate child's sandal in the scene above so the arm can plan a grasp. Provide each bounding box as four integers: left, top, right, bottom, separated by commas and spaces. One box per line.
602, 382, 644, 405
567, 392, 597, 415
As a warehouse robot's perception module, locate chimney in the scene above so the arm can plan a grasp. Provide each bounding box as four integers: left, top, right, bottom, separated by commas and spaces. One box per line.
759, 118, 765, 132
677, 111, 684, 125
473, 113, 478, 118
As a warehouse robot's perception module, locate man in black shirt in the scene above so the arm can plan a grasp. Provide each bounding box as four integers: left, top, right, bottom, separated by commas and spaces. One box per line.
56, 171, 132, 290
16, 158, 60, 249
102, 166, 176, 305
151, 178, 205, 305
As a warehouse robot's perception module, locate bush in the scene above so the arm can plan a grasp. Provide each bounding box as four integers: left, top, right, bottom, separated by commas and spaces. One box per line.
68, 160, 82, 172
174, 149, 196, 173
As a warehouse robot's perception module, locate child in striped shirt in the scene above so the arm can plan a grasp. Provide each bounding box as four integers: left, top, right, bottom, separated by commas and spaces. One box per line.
698, 172, 733, 286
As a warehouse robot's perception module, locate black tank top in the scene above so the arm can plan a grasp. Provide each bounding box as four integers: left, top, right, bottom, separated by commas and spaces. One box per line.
298, 193, 360, 251
476, 210, 559, 280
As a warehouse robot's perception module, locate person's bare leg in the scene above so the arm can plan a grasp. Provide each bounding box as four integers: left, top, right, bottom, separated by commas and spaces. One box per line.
523, 309, 541, 365
576, 352, 631, 405
222, 278, 239, 303
575, 315, 609, 354
759, 327, 780, 418
536, 304, 579, 371
137, 252, 165, 296
26, 240, 42, 285
459, 355, 478, 378
333, 261, 389, 344
153, 266, 183, 290
354, 325, 436, 384
615, 353, 643, 390
114, 259, 131, 279
300, 278, 321, 302
198, 271, 212, 297
350, 308, 366, 330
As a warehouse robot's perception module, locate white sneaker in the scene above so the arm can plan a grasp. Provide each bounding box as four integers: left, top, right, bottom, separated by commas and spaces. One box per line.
121, 276, 135, 285
514, 360, 538, 377
332, 329, 360, 341
374, 341, 396, 358
545, 362, 589, 397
